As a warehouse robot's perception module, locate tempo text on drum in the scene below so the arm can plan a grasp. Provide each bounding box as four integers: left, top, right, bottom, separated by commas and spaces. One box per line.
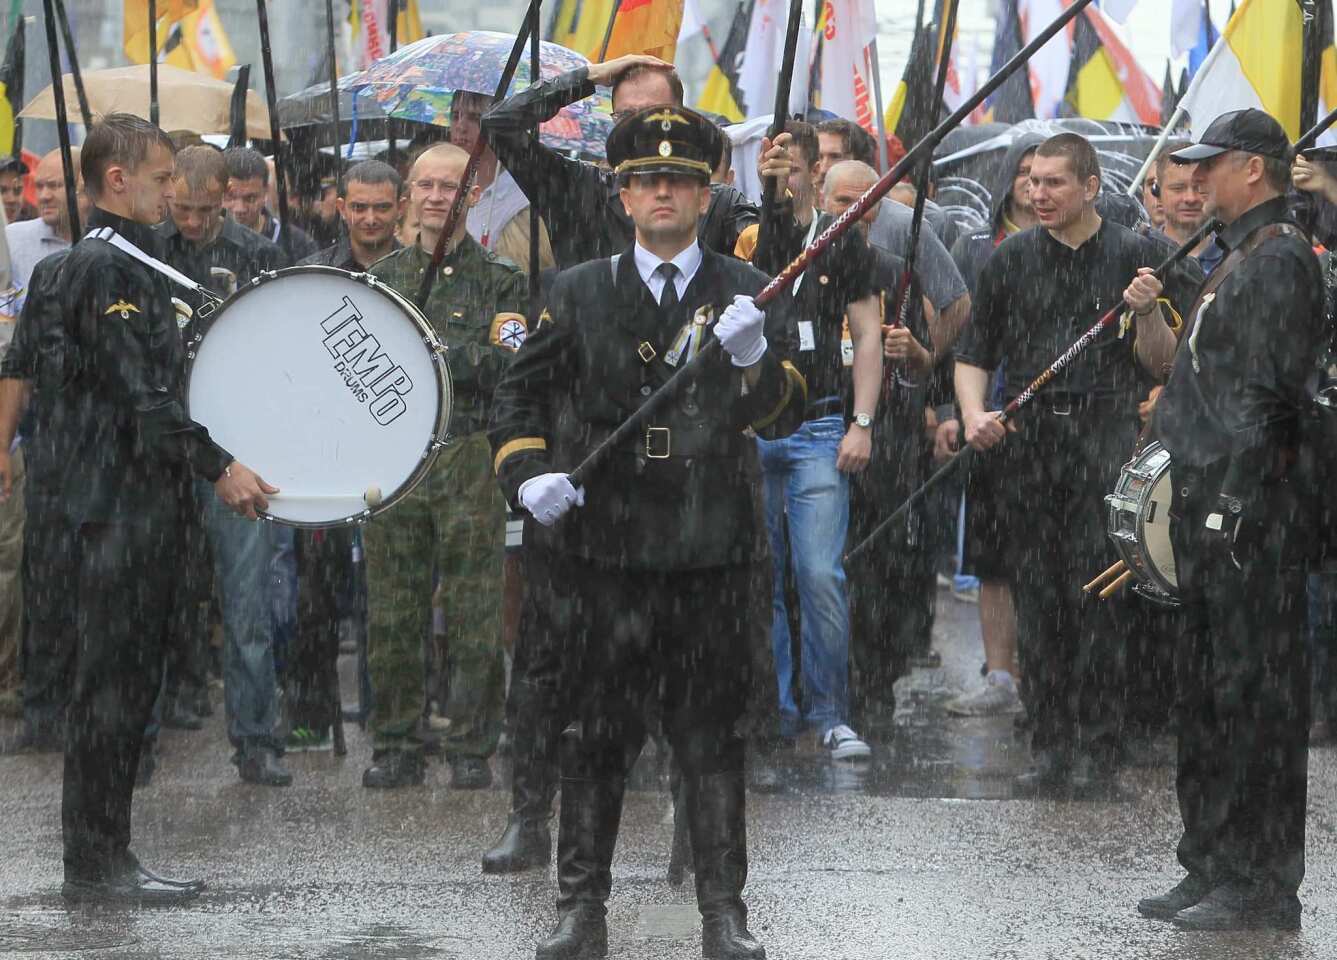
320, 296, 413, 426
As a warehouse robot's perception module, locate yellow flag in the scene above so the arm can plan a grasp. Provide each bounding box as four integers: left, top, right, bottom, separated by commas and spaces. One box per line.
697, 66, 743, 122
124, 1, 199, 65
181, 0, 236, 80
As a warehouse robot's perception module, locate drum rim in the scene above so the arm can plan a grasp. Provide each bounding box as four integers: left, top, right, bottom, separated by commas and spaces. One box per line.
185, 265, 454, 528
1107, 440, 1180, 602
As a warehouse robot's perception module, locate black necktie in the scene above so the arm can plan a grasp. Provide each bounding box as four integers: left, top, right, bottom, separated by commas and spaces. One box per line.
656, 262, 680, 311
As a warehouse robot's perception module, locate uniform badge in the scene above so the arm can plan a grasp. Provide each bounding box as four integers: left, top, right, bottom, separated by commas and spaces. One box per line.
645, 109, 688, 129
537, 307, 552, 331
490, 311, 528, 352
659, 141, 673, 158
105, 300, 140, 318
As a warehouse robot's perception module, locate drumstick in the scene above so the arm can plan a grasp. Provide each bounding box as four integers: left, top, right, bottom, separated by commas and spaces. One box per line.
1099, 570, 1135, 600
1083, 560, 1126, 594
269, 487, 384, 507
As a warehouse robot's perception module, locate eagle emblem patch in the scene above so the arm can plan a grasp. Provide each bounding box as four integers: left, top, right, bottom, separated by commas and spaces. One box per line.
104, 300, 140, 318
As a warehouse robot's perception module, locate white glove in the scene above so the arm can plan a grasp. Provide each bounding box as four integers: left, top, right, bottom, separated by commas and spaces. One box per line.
714, 294, 767, 367
518, 473, 586, 527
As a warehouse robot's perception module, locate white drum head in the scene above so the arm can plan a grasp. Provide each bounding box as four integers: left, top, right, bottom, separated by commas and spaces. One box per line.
188, 268, 450, 526
1143, 469, 1178, 591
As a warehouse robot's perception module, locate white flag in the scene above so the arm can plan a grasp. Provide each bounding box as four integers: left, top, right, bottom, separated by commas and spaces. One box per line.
818, 0, 878, 131
737, 0, 809, 120
1018, 0, 1073, 119
1099, 0, 1139, 22
1171, 0, 1203, 58
678, 0, 707, 46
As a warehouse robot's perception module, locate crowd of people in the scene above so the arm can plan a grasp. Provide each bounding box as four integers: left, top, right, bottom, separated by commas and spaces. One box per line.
0, 46, 1335, 956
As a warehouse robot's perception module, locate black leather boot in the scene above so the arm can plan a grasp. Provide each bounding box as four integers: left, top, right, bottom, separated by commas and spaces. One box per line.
688, 771, 765, 960
536, 744, 625, 960
1137, 874, 1213, 919
483, 693, 559, 874
361, 749, 424, 788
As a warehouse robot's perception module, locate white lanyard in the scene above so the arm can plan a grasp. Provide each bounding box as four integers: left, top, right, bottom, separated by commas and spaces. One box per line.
790, 211, 821, 296
86, 227, 223, 308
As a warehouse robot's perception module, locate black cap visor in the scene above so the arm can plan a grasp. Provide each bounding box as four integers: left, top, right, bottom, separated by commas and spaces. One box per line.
1169, 141, 1231, 163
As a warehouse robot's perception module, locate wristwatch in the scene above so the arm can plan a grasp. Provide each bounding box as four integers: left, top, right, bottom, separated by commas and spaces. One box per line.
853, 413, 873, 429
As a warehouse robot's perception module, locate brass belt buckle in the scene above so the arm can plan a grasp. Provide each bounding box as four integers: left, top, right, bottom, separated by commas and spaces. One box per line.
646, 426, 671, 459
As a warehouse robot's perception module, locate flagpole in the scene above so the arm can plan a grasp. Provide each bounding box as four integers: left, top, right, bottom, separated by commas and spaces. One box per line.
39, 0, 78, 239
757, 0, 804, 256
255, 0, 290, 259
148, 0, 159, 126
894, 0, 957, 331
596, 0, 623, 61
1128, 102, 1185, 197
387, 0, 398, 160
528, 1, 542, 326
1301, 0, 1322, 134
51, 0, 88, 127
869, 37, 889, 173
324, 0, 341, 161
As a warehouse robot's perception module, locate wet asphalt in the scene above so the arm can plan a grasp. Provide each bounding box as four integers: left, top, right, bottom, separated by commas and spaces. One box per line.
1, 590, 1334, 960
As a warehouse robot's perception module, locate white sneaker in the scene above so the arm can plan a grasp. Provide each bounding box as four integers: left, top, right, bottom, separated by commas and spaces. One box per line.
822, 724, 871, 760
944, 674, 1024, 717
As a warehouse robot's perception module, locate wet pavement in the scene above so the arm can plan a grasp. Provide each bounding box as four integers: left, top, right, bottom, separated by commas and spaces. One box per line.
2, 590, 1335, 959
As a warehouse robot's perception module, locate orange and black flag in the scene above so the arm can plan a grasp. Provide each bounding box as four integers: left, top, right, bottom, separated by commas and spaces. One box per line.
0, 15, 23, 157
602, 0, 684, 62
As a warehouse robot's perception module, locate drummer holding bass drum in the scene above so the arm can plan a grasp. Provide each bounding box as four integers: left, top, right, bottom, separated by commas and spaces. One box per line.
1139, 109, 1323, 932
0, 114, 274, 903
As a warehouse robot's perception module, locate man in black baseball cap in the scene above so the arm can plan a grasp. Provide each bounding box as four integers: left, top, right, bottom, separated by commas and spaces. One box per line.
1142, 104, 1323, 930
1169, 108, 1293, 165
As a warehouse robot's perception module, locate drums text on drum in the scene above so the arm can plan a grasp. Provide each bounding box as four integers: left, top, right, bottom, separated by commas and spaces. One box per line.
320, 295, 414, 426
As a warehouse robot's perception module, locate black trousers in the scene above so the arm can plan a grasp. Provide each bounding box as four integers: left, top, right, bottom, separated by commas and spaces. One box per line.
21, 495, 78, 730
164, 493, 212, 706
63, 515, 182, 881
847, 391, 929, 727
1170, 470, 1310, 897
557, 557, 751, 780
289, 527, 354, 731
990, 405, 1136, 756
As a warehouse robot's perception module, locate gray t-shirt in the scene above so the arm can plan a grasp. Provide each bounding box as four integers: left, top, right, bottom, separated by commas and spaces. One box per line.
867, 200, 968, 311
6, 217, 68, 318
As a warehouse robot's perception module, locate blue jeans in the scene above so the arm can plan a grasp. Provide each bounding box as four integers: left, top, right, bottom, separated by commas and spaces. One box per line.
196, 480, 281, 752
756, 415, 851, 737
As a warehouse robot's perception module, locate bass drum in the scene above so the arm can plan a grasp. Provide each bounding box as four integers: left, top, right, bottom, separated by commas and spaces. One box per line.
1105, 441, 1179, 606
187, 266, 452, 527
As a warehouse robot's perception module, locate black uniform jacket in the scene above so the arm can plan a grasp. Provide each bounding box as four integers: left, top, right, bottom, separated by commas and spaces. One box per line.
6, 208, 231, 524
481, 67, 761, 269
490, 245, 807, 571
1155, 195, 1324, 502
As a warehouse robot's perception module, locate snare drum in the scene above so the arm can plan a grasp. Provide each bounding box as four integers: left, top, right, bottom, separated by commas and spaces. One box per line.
187, 266, 452, 526
1105, 441, 1179, 605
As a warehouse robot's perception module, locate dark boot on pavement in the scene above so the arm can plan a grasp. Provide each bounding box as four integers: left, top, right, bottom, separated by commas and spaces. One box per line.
237, 743, 293, 787
362, 749, 425, 788
482, 731, 555, 874
1137, 874, 1213, 919
164, 698, 204, 731
1172, 883, 1302, 931
1015, 747, 1066, 792
450, 756, 493, 790
63, 857, 202, 906
688, 771, 766, 960
535, 768, 625, 960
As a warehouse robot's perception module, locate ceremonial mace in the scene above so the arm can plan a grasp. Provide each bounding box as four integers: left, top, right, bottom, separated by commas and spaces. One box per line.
567, 0, 1106, 488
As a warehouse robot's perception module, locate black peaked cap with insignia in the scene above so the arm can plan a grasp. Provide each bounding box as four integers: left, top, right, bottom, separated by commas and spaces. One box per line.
607, 105, 721, 181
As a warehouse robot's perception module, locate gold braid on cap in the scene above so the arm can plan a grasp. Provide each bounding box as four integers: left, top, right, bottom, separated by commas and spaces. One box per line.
615, 156, 712, 177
